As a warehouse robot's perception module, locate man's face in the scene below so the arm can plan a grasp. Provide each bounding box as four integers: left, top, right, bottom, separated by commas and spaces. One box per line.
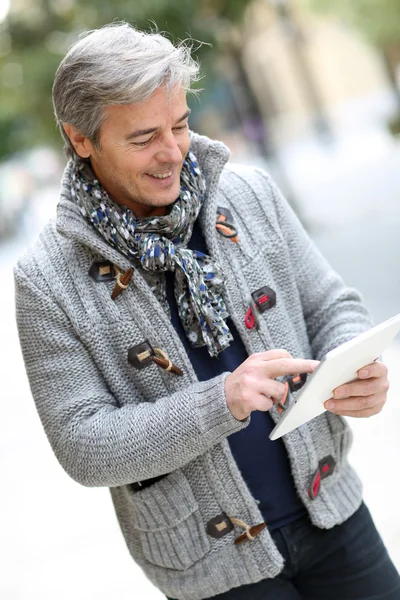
85, 86, 191, 218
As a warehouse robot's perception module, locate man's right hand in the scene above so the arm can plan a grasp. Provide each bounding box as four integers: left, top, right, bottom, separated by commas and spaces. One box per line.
225, 349, 320, 421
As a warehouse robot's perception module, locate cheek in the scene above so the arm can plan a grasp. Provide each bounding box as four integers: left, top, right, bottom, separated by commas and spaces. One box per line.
179, 132, 191, 157
119, 151, 151, 179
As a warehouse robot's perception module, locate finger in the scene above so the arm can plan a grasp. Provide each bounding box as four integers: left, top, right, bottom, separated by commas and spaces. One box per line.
259, 349, 293, 361
358, 361, 388, 380
325, 394, 384, 413
264, 358, 320, 379
325, 402, 385, 418
252, 392, 274, 413
261, 379, 287, 402
333, 379, 379, 399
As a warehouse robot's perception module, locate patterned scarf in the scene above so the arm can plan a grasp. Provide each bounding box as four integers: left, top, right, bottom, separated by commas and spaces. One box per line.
70, 151, 233, 357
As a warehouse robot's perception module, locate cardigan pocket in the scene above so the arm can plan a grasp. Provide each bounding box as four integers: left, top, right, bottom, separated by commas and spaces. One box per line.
130, 469, 210, 571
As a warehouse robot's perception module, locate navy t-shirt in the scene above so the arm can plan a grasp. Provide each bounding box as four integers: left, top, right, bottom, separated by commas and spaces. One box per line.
165, 221, 306, 530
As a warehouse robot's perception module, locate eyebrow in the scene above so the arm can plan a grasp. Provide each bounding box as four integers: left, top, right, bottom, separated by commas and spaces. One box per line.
125, 109, 191, 141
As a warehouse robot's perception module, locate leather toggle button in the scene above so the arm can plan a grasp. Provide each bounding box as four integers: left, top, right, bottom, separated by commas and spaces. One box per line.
128, 340, 155, 370
246, 286, 276, 329
128, 340, 183, 376
216, 206, 239, 243
217, 207, 234, 223
112, 267, 134, 300
319, 455, 336, 480
234, 523, 266, 545
152, 348, 183, 376
251, 286, 276, 313
206, 513, 234, 539
277, 373, 308, 413
308, 455, 336, 500
287, 372, 308, 393
89, 260, 116, 282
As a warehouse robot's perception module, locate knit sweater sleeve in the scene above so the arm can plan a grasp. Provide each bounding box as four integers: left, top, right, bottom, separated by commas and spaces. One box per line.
14, 262, 247, 489
254, 168, 373, 359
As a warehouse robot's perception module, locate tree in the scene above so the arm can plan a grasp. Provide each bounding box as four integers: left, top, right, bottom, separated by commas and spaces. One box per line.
0, 0, 253, 159
304, 0, 400, 47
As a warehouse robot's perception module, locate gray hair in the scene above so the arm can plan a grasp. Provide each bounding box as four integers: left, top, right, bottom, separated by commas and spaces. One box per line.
52, 22, 201, 157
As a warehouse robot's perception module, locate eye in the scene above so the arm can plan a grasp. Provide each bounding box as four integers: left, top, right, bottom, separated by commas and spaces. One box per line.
133, 138, 152, 147
174, 124, 188, 132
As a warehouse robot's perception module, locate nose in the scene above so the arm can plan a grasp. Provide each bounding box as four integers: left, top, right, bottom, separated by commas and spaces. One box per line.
156, 131, 183, 165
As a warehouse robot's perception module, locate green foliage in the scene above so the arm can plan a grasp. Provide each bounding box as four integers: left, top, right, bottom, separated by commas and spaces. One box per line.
304, 0, 400, 47
0, 0, 252, 159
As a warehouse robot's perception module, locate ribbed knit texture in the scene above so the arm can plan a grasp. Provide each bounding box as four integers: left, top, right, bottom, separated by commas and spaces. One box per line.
15, 132, 372, 600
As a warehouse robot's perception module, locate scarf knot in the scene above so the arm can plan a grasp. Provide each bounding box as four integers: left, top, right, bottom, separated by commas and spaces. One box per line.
70, 151, 233, 357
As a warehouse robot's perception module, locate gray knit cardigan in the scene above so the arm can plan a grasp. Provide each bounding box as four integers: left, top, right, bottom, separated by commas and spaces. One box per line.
15, 133, 372, 600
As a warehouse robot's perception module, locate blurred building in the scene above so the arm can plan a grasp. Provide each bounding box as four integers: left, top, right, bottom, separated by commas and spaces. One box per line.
238, 0, 390, 143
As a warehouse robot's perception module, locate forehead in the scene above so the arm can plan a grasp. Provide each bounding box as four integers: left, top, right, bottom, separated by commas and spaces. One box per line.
103, 85, 188, 128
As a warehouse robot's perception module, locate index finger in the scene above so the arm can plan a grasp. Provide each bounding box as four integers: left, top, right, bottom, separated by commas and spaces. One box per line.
264, 358, 320, 379
258, 349, 293, 361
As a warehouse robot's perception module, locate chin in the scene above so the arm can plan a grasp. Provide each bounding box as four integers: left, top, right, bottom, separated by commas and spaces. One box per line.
160, 186, 181, 204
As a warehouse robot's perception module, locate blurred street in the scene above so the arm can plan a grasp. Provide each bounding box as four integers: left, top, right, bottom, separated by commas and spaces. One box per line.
1, 94, 400, 598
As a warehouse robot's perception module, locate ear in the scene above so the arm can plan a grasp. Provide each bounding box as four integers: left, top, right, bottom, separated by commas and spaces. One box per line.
63, 123, 94, 159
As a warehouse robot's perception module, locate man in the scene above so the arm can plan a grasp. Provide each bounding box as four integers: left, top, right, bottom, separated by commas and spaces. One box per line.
15, 22, 399, 600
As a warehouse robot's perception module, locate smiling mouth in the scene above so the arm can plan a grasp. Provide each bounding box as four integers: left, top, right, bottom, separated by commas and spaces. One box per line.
147, 171, 173, 179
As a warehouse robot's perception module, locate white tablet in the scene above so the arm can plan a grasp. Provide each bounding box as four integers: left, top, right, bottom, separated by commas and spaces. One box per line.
269, 313, 400, 441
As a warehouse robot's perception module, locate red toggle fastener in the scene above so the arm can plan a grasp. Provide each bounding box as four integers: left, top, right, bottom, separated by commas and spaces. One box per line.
245, 307, 255, 329
308, 456, 336, 500
258, 294, 269, 305
309, 470, 321, 500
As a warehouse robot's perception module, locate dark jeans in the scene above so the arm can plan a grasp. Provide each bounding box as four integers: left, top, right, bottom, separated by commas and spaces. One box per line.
168, 502, 400, 600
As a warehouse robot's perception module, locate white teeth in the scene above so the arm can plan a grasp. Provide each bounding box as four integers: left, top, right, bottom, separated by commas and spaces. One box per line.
150, 171, 173, 179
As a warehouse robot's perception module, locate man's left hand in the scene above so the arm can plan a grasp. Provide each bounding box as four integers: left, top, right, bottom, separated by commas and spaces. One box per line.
324, 361, 389, 417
